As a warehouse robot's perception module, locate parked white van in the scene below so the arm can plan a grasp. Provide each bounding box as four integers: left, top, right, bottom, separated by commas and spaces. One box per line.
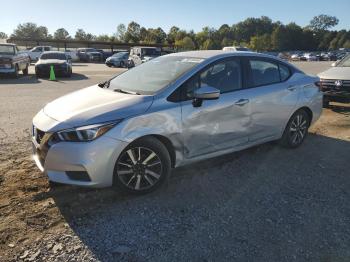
128, 46, 161, 67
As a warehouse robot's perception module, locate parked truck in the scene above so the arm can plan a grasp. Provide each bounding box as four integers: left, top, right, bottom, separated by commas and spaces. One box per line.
0, 43, 30, 77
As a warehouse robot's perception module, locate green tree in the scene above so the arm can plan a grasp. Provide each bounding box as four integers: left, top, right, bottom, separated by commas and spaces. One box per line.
53, 28, 70, 40
175, 36, 195, 51
308, 14, 339, 31
201, 39, 216, 50
75, 29, 95, 41
116, 24, 126, 42
343, 40, 350, 49
96, 34, 111, 41
167, 26, 180, 45
11, 23, 49, 39
124, 21, 141, 43
249, 34, 271, 51
0, 32, 8, 39
221, 37, 233, 48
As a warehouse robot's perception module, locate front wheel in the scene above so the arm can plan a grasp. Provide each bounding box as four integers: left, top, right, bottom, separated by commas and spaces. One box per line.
113, 137, 171, 194
13, 65, 19, 78
280, 110, 310, 148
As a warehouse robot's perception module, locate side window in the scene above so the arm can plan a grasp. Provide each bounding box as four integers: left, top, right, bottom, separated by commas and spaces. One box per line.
44, 47, 50, 51
249, 59, 280, 87
177, 58, 242, 101
279, 64, 291, 81
200, 59, 242, 93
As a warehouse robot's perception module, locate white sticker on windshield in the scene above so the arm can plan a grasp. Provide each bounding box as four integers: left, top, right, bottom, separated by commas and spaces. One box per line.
181, 58, 204, 63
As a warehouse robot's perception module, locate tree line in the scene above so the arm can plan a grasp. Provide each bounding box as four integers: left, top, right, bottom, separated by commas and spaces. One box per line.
1, 14, 350, 51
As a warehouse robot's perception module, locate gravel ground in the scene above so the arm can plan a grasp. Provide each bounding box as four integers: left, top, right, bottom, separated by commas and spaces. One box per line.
1, 62, 350, 261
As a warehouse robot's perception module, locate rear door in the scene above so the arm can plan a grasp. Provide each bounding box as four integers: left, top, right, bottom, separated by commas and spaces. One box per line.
180, 57, 252, 158
244, 57, 299, 142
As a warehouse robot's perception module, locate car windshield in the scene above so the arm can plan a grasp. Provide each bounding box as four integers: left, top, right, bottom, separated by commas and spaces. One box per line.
0, 45, 15, 55
40, 53, 66, 60
142, 48, 161, 56
336, 55, 350, 67
113, 52, 128, 58
108, 56, 204, 95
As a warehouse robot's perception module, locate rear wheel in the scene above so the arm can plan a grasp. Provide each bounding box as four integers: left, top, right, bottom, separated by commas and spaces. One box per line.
22, 64, 29, 75
280, 109, 310, 148
113, 137, 171, 194
120, 61, 125, 68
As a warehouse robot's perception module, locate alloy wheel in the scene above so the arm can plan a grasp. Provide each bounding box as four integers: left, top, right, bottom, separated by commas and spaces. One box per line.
289, 114, 308, 146
117, 147, 163, 191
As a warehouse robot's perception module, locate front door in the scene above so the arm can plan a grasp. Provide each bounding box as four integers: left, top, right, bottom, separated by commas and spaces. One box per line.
180, 57, 252, 158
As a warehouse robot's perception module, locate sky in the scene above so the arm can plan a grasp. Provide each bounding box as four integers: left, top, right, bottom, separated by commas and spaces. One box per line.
1, 0, 350, 36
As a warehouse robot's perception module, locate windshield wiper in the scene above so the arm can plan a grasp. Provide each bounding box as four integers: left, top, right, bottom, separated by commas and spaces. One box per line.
113, 89, 140, 95
98, 80, 110, 88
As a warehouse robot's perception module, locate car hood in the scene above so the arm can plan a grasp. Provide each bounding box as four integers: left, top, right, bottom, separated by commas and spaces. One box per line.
318, 67, 350, 80
37, 59, 67, 65
0, 54, 14, 59
107, 57, 122, 61
43, 85, 154, 131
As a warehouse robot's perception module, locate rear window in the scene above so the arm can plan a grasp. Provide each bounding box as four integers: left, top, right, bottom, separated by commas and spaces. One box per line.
40, 53, 66, 60
248, 59, 292, 87
249, 60, 280, 87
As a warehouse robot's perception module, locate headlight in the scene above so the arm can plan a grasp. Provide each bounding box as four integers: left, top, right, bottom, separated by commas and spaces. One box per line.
56, 121, 121, 142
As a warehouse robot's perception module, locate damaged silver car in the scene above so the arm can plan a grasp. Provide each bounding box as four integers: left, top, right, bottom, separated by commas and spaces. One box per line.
32, 51, 322, 194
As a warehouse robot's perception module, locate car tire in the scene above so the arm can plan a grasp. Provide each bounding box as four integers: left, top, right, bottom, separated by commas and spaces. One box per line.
280, 109, 310, 148
120, 61, 125, 68
66, 68, 72, 78
127, 60, 134, 69
13, 65, 19, 78
23, 64, 29, 76
113, 137, 171, 194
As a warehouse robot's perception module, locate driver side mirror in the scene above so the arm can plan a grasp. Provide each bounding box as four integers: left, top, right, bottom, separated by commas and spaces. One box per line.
192, 85, 220, 107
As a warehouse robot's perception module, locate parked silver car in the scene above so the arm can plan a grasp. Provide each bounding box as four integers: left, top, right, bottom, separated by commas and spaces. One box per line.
105, 51, 129, 67
32, 51, 322, 194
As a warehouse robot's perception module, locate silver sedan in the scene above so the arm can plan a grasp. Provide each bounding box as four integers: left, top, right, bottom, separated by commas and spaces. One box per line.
32, 51, 322, 194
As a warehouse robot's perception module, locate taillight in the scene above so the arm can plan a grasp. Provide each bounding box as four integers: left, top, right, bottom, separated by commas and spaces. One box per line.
315, 81, 323, 91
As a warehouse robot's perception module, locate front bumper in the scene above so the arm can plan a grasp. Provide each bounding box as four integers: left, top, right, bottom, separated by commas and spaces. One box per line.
31, 127, 128, 188
0, 68, 15, 73
35, 65, 68, 76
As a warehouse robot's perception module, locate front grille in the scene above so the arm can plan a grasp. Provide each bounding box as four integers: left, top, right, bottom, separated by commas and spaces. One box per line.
37, 64, 66, 74
320, 79, 350, 90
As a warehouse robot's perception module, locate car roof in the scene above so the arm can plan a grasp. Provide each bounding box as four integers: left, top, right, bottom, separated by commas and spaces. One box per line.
167, 50, 280, 60
41, 51, 66, 55
167, 50, 301, 72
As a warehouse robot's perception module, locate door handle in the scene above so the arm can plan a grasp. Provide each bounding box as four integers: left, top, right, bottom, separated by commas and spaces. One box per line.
287, 85, 297, 91
234, 99, 249, 106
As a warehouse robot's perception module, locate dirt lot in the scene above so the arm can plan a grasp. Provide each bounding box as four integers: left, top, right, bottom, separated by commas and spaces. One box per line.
0, 62, 350, 261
